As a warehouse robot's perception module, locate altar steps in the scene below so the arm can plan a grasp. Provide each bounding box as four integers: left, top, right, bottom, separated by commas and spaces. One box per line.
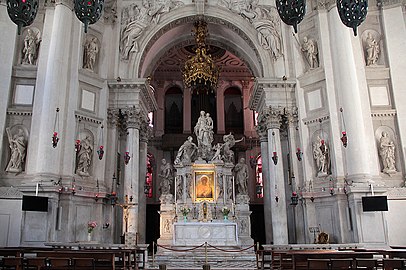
146, 247, 257, 270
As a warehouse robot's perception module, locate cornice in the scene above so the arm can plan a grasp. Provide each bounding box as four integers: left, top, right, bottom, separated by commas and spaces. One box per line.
74, 112, 103, 125
7, 108, 33, 116
303, 115, 330, 125
371, 110, 397, 118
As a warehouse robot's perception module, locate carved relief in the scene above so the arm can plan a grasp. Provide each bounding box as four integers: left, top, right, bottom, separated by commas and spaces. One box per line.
120, 0, 184, 60
218, 0, 283, 59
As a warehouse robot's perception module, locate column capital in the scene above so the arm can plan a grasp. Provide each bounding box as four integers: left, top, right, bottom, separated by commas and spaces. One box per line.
258, 105, 284, 130
107, 108, 119, 128
122, 106, 149, 130
285, 106, 299, 127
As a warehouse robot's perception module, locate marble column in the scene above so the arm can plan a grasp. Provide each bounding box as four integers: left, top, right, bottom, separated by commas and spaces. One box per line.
0, 3, 17, 168
381, 3, 406, 170
122, 107, 144, 235
327, 6, 377, 181
27, 0, 76, 175
138, 126, 149, 243
267, 106, 289, 245
105, 108, 119, 192
256, 123, 273, 244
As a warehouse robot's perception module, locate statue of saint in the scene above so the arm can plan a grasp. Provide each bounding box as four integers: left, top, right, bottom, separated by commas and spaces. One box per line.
174, 136, 197, 165
379, 131, 396, 174
365, 32, 380, 66
158, 158, 173, 195
312, 136, 329, 176
234, 158, 249, 195
301, 36, 319, 69
76, 136, 93, 176
83, 37, 99, 71
6, 128, 26, 173
22, 28, 41, 65
222, 133, 244, 163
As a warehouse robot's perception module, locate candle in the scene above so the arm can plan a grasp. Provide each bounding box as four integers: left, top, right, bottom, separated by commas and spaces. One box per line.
35, 183, 39, 196
174, 176, 177, 202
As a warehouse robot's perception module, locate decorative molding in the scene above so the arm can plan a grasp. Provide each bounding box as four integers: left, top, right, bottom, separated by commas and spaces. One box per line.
303, 115, 330, 125
385, 187, 406, 199
6, 109, 33, 116
371, 110, 397, 118
0, 187, 23, 199
74, 112, 103, 125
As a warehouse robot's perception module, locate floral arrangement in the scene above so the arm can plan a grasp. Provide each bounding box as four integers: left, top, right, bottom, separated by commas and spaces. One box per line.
180, 206, 190, 216
87, 221, 97, 233
221, 206, 230, 216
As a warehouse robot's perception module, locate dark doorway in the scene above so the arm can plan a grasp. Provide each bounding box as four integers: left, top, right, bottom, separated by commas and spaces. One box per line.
250, 204, 266, 247
145, 204, 160, 254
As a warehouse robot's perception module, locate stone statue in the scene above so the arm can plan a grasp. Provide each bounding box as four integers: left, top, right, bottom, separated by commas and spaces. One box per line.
379, 131, 396, 174
234, 158, 249, 195
5, 128, 26, 173
120, 0, 183, 59
222, 133, 244, 163
365, 32, 380, 66
312, 136, 329, 176
186, 173, 193, 198
174, 136, 197, 165
218, 0, 283, 59
301, 36, 319, 69
159, 158, 173, 195
83, 37, 99, 71
227, 176, 234, 201
76, 136, 93, 176
22, 28, 41, 65
217, 173, 224, 199
194, 111, 214, 159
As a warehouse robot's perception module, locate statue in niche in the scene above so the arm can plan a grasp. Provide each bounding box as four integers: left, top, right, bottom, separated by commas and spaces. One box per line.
378, 131, 397, 174
219, 0, 283, 59
120, 0, 183, 59
194, 111, 214, 160
365, 32, 380, 66
158, 158, 173, 195
312, 136, 330, 176
174, 136, 197, 165
217, 172, 224, 198
222, 133, 244, 163
234, 157, 249, 195
5, 128, 26, 173
227, 176, 234, 201
22, 28, 41, 65
301, 36, 319, 69
83, 37, 99, 71
76, 136, 93, 176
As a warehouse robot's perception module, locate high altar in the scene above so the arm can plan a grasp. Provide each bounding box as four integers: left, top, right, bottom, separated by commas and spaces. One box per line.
157, 125, 254, 247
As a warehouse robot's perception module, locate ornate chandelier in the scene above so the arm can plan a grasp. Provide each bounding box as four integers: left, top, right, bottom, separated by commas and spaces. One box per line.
276, 0, 368, 36
182, 21, 220, 94
6, 0, 104, 35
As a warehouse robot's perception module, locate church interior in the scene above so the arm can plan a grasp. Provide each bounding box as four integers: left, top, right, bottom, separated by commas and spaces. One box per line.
0, 0, 406, 268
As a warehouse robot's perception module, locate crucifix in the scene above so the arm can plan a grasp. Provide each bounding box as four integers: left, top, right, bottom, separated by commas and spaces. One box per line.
117, 195, 135, 233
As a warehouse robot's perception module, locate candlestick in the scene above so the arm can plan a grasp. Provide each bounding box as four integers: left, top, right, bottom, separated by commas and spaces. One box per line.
232, 176, 235, 204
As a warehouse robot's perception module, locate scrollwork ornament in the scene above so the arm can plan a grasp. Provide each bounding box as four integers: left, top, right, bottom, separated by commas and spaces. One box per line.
336, 0, 368, 36
275, 0, 306, 33
7, 0, 39, 35
74, 0, 104, 33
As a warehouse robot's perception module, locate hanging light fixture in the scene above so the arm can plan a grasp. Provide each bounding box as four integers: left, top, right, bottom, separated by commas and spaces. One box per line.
182, 20, 220, 95
271, 131, 278, 165
52, 108, 60, 148
336, 0, 368, 36
275, 0, 367, 36
6, 0, 39, 35
74, 0, 104, 33
97, 125, 104, 160
275, 0, 306, 33
340, 108, 348, 147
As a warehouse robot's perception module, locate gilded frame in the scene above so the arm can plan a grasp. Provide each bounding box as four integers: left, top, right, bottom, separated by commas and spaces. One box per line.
193, 169, 216, 202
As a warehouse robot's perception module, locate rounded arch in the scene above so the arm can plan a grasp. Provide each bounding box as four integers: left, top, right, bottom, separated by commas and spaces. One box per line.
125, 7, 276, 79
